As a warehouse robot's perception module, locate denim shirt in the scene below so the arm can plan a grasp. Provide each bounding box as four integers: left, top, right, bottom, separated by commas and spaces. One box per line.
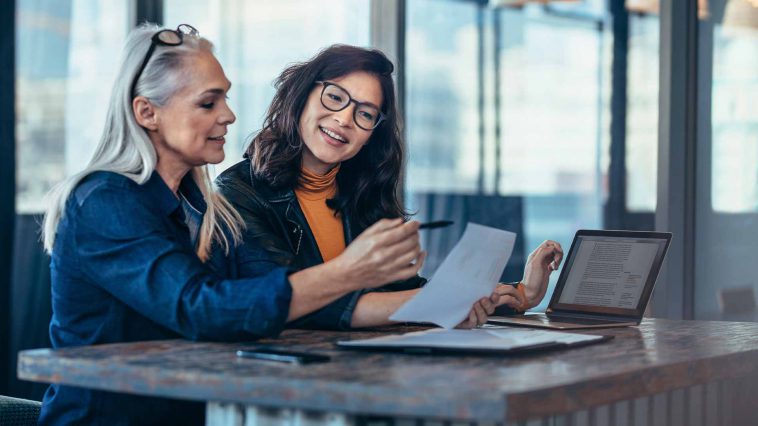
39, 171, 293, 426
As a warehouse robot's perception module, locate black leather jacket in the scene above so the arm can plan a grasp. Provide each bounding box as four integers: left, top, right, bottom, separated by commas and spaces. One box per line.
215, 159, 426, 330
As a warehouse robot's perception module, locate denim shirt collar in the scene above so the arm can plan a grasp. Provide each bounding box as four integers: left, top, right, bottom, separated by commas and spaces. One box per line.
179, 173, 208, 214
143, 170, 207, 217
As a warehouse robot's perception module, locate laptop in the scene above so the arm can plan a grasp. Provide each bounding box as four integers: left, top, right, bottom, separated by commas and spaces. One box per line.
488, 230, 672, 330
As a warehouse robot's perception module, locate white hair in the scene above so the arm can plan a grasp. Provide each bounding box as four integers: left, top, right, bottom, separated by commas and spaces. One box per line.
43, 23, 243, 261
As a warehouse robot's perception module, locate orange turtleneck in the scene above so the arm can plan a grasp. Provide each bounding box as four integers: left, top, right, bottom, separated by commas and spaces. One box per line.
294, 165, 346, 262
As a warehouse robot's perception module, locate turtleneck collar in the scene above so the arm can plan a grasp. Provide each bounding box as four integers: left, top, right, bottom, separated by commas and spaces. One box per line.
297, 164, 340, 200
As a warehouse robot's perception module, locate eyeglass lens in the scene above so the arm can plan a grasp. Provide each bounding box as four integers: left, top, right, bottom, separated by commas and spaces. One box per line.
177, 24, 198, 36
156, 24, 198, 46
156, 30, 182, 45
321, 84, 380, 130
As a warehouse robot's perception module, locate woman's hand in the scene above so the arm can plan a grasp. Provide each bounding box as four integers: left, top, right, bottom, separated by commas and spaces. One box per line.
492, 282, 527, 311
455, 285, 526, 329
521, 240, 564, 309
330, 218, 426, 291
456, 296, 495, 329
288, 218, 424, 323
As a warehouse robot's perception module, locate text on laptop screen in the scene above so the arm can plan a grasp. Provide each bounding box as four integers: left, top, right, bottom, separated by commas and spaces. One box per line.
556, 236, 668, 310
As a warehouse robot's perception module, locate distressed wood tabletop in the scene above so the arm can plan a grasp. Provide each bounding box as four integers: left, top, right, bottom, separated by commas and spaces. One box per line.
17, 319, 758, 422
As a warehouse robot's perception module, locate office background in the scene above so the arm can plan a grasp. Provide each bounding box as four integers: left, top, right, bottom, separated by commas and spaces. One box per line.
1, 0, 756, 401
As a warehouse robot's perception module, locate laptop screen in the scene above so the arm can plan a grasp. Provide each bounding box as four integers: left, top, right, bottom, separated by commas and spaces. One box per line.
548, 230, 672, 318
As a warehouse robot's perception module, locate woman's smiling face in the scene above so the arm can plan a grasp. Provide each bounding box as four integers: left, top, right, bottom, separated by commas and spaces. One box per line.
298, 71, 383, 175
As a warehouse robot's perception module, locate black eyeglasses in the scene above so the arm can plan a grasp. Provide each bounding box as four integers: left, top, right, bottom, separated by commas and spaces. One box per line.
130, 24, 199, 99
315, 81, 386, 131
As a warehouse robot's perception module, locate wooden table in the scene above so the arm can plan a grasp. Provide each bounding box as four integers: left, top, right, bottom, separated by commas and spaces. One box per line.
17, 319, 758, 425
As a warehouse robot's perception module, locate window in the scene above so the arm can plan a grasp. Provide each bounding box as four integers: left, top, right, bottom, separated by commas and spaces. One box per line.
15, 1, 371, 214
405, 0, 480, 194
16, 1, 130, 212
710, 0, 758, 213
406, 0, 619, 311
164, 0, 371, 175
694, 0, 758, 321
626, 13, 659, 212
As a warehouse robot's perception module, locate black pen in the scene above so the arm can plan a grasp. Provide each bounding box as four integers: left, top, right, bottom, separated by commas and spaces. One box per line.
418, 220, 454, 230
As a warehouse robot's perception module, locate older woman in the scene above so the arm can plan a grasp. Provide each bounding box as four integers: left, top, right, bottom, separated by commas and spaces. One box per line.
216, 45, 564, 330
39, 25, 433, 425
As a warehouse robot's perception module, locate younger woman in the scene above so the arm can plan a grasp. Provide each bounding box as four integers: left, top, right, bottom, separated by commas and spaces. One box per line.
216, 45, 564, 330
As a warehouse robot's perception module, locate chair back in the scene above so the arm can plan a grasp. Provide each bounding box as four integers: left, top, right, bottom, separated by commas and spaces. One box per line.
0, 395, 41, 426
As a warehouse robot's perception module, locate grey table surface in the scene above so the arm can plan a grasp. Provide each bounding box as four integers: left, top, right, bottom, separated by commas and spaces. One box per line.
17, 318, 758, 422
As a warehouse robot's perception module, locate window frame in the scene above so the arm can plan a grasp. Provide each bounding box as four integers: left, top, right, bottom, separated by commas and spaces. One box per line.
654, 0, 699, 320
0, 0, 16, 396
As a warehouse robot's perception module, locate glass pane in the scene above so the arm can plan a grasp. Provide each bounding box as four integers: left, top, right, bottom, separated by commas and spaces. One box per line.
695, 0, 758, 322
405, 0, 479, 194
498, 11, 607, 198
710, 1, 758, 213
625, 13, 659, 212
164, 0, 371, 176
16, 1, 130, 213
405, 0, 613, 312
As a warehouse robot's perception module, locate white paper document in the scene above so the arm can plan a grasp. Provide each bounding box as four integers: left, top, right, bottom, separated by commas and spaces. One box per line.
389, 223, 516, 329
338, 327, 605, 352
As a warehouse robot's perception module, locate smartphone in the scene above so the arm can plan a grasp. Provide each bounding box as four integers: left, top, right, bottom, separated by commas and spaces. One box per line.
235, 348, 331, 365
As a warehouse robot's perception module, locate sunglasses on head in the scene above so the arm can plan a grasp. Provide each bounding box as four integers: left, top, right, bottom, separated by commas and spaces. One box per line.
130, 24, 199, 99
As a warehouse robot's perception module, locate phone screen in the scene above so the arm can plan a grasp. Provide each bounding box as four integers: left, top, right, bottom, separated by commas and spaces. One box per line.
236, 348, 331, 364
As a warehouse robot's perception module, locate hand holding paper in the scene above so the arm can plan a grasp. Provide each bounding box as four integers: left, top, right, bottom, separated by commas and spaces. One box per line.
389, 223, 516, 329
